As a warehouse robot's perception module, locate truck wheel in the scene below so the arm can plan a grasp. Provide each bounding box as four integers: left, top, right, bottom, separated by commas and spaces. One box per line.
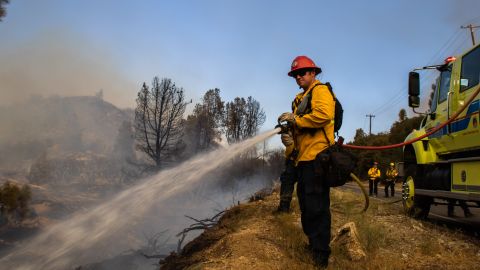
402, 164, 432, 219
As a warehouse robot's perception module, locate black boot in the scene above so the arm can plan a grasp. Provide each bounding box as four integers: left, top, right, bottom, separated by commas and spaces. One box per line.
276, 201, 290, 213
312, 251, 329, 268
447, 203, 455, 217
460, 203, 473, 218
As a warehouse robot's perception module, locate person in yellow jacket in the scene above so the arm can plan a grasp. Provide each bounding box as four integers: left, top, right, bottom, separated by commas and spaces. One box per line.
384, 162, 398, 197
278, 55, 335, 268
368, 162, 381, 197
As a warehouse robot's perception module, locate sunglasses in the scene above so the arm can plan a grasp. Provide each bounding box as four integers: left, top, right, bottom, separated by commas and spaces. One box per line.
292, 69, 311, 78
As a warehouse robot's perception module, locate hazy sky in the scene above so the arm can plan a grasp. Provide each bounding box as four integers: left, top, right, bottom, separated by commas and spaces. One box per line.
1, 0, 479, 143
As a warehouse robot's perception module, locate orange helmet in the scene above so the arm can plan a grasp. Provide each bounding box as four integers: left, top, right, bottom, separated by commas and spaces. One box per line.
288, 56, 322, 77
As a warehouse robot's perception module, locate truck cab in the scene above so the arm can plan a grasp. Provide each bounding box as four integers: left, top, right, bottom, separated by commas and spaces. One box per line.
402, 44, 480, 218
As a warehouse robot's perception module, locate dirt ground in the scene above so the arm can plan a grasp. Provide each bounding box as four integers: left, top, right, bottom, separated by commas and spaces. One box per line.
160, 186, 480, 270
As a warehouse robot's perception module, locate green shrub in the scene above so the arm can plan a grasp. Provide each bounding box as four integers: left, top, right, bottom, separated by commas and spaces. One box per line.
0, 181, 32, 220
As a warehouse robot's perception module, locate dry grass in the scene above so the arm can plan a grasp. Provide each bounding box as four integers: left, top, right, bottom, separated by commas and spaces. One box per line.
161, 186, 480, 270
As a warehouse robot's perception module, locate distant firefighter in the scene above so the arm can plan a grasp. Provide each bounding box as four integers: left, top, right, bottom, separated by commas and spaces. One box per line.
368, 162, 381, 197
384, 162, 398, 198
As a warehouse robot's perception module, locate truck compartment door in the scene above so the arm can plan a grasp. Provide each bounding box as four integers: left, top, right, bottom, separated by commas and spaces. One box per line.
451, 161, 480, 194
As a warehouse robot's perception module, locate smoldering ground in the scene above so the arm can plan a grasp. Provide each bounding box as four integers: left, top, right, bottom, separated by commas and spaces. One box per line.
0, 130, 279, 270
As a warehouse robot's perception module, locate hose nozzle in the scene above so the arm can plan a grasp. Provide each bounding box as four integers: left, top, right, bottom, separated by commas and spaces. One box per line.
275, 120, 292, 134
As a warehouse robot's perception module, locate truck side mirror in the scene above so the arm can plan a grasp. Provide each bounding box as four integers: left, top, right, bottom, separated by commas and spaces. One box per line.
409, 72, 420, 96
408, 72, 420, 108
409, 96, 420, 108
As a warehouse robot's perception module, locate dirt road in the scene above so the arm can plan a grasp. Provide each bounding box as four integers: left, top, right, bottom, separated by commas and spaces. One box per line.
342, 181, 480, 232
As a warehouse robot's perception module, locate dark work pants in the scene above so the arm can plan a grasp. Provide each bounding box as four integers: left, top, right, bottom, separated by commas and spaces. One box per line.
448, 199, 472, 217
369, 179, 378, 196
384, 180, 395, 197
296, 161, 331, 258
279, 159, 296, 209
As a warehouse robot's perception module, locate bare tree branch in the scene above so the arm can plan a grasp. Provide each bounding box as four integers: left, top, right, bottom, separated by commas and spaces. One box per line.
175, 210, 226, 253
134, 77, 187, 169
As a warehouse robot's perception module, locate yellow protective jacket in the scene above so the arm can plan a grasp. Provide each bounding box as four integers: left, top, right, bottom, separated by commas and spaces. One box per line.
368, 167, 381, 180
385, 168, 398, 180
292, 80, 335, 164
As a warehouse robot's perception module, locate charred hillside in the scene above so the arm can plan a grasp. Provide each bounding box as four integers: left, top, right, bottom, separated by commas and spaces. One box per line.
0, 95, 132, 155
0, 95, 134, 175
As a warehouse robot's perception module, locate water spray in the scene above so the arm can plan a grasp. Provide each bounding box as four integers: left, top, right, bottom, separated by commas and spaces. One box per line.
0, 129, 280, 270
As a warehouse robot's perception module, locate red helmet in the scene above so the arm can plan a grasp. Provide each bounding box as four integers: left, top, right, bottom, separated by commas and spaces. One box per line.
288, 56, 322, 77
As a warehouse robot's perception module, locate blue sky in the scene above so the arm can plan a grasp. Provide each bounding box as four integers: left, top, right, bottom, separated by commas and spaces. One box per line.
1, 0, 479, 144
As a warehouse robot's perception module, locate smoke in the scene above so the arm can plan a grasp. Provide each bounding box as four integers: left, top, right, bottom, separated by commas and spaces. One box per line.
0, 129, 279, 269
0, 30, 137, 166
0, 30, 137, 108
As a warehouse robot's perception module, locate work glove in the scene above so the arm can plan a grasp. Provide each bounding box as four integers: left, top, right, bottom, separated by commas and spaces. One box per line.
278, 112, 296, 126
281, 132, 294, 146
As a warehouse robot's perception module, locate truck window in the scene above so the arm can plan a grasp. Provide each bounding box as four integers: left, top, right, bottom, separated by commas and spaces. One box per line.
438, 70, 451, 103
430, 77, 440, 113
460, 46, 480, 91
429, 77, 439, 113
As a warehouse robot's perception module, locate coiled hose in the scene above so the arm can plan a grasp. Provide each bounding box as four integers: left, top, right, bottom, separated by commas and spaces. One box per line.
349, 172, 369, 212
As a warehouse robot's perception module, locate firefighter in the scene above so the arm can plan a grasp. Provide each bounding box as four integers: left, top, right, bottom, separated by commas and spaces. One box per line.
278, 55, 334, 268
368, 162, 381, 197
384, 162, 398, 197
277, 138, 297, 213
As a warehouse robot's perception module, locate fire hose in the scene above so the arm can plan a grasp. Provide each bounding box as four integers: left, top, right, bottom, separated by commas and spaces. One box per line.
341, 86, 480, 150
349, 86, 479, 210
349, 172, 369, 212
342, 86, 479, 209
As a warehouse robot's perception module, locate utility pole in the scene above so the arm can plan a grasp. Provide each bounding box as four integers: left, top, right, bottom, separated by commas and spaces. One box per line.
366, 114, 375, 135
461, 24, 480, 46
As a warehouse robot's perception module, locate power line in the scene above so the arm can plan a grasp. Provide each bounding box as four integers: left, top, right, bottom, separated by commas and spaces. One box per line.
424, 29, 463, 66
372, 28, 469, 116
372, 90, 406, 115
461, 24, 480, 46
363, 19, 477, 133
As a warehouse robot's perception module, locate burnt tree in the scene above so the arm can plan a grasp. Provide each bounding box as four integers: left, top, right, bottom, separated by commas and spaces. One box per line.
224, 96, 265, 144
244, 96, 266, 138
224, 97, 246, 144
134, 77, 187, 168
185, 88, 224, 152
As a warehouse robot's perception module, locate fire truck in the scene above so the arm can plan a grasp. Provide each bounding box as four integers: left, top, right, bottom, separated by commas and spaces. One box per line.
402, 43, 480, 218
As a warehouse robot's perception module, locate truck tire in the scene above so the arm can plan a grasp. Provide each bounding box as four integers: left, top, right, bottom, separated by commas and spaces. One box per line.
402, 164, 432, 219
